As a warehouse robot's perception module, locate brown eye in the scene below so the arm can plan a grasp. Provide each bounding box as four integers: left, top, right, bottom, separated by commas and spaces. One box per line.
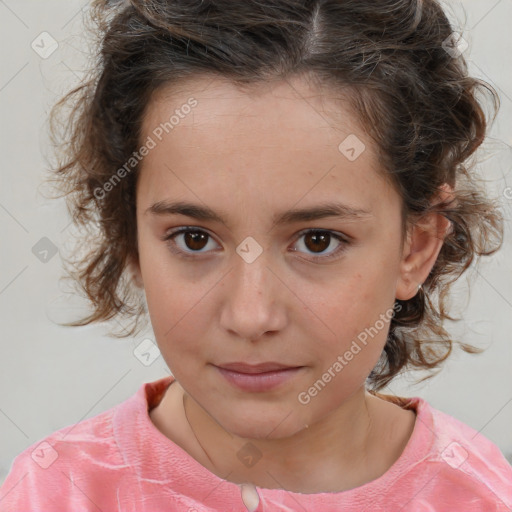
162, 227, 350, 262
292, 229, 350, 261
303, 231, 331, 253
182, 230, 209, 251
163, 227, 220, 259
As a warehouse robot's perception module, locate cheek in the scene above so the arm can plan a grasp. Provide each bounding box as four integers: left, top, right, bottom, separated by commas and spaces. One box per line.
304, 265, 396, 371
143, 279, 210, 381
136, 234, 193, 342
139, 265, 219, 367
144, 277, 206, 347
309, 268, 383, 331
137, 227, 188, 308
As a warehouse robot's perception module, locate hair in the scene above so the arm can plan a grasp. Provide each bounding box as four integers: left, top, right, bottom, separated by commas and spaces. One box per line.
45, 0, 504, 391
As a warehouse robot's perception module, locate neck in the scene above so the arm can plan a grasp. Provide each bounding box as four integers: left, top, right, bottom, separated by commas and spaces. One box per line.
181, 386, 387, 493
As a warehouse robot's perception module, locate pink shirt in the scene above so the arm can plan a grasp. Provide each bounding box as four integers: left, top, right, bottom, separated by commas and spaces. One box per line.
1, 375, 511, 511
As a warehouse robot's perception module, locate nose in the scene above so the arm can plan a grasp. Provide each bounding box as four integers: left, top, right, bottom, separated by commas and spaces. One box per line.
218, 248, 288, 342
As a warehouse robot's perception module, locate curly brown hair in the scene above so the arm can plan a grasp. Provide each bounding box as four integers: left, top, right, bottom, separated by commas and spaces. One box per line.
45, 0, 503, 391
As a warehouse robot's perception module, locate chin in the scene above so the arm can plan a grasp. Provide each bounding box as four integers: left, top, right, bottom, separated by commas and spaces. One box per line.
217, 407, 309, 441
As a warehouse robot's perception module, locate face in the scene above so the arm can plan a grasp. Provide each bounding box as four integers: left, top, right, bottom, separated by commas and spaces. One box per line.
134, 75, 409, 440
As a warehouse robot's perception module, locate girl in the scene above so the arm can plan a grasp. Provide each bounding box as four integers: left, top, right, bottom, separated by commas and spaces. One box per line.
1, 0, 511, 510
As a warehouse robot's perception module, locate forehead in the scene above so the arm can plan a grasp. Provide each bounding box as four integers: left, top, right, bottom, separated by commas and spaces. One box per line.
142, 74, 367, 153
137, 75, 398, 220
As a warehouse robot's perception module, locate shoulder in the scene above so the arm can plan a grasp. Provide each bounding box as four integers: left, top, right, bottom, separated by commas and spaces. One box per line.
390, 396, 512, 510
425, 400, 511, 473
0, 395, 134, 510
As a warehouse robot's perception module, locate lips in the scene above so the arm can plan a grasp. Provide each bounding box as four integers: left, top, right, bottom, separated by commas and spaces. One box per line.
215, 362, 301, 374
214, 363, 305, 392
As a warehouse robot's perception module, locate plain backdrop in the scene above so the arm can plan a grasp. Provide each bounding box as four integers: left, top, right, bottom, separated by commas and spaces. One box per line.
1, 0, 511, 486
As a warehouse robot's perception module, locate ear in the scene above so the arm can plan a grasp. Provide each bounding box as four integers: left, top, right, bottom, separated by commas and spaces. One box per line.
395, 183, 454, 301
128, 255, 144, 289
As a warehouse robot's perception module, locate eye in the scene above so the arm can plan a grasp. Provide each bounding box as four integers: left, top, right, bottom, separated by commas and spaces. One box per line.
291, 229, 350, 261
162, 227, 351, 262
162, 227, 220, 259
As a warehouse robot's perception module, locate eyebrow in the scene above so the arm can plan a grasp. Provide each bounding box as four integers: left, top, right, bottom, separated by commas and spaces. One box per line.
145, 200, 373, 227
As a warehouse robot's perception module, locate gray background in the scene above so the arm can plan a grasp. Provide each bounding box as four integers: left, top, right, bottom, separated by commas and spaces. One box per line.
1, 0, 511, 487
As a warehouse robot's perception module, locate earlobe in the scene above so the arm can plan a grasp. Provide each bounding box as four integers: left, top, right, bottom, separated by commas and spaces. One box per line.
395, 184, 454, 301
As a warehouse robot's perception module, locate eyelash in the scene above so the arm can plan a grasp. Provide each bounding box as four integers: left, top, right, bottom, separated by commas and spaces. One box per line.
162, 227, 351, 262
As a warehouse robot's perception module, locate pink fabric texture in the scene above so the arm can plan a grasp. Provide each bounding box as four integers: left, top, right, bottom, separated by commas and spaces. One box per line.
1, 375, 511, 511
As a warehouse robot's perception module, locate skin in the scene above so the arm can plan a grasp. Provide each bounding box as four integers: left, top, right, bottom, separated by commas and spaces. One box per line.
131, 74, 452, 493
